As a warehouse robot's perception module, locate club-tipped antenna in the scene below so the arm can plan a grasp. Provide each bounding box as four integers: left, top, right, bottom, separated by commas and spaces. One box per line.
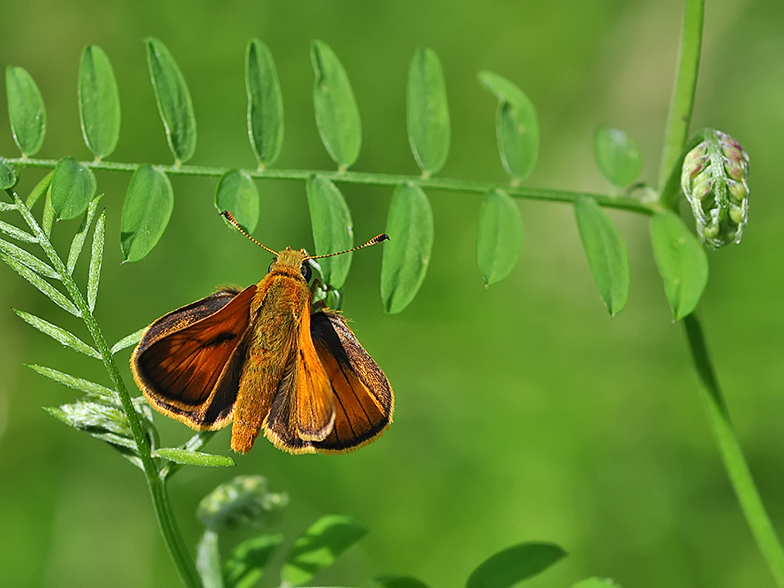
308, 233, 389, 260
221, 211, 277, 255
222, 210, 388, 259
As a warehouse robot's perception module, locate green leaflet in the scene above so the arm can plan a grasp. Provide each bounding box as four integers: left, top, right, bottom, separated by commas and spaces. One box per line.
0, 158, 18, 189
6, 65, 46, 156
282, 514, 368, 586
152, 448, 235, 468
66, 195, 103, 275
593, 126, 642, 188
476, 189, 523, 286
215, 170, 259, 233
311, 40, 362, 169
14, 309, 100, 358
381, 183, 434, 313
120, 164, 173, 262
87, 210, 105, 311
650, 211, 709, 320
574, 196, 630, 316
26, 364, 115, 397
478, 71, 539, 181
306, 175, 353, 289
50, 157, 97, 221
466, 543, 567, 588
145, 37, 197, 163
0, 235, 57, 279
407, 47, 450, 176
110, 327, 146, 355
223, 534, 284, 588
0, 251, 79, 316
246, 39, 284, 168
79, 45, 121, 158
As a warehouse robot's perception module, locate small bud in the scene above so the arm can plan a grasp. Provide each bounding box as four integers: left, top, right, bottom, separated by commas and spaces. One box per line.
197, 475, 288, 532
681, 130, 749, 248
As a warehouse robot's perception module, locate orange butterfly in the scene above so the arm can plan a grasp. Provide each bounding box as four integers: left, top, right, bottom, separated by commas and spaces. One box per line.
131, 213, 393, 454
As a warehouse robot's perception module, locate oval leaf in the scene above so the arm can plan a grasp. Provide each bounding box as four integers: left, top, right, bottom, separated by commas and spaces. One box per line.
282, 514, 368, 587
373, 576, 430, 588
407, 47, 450, 176
246, 39, 284, 168
593, 126, 641, 188
0, 158, 18, 189
51, 157, 97, 220
478, 71, 539, 181
145, 37, 197, 163
79, 45, 121, 159
381, 183, 434, 313
466, 543, 567, 588
574, 196, 630, 316
5, 66, 46, 156
306, 175, 353, 289
121, 164, 173, 262
153, 448, 235, 467
224, 533, 284, 588
476, 189, 523, 286
215, 170, 259, 233
311, 40, 362, 169
650, 211, 709, 320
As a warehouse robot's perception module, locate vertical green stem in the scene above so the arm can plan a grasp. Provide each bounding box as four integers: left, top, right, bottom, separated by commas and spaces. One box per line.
11, 192, 203, 588
657, 0, 704, 196
684, 315, 784, 587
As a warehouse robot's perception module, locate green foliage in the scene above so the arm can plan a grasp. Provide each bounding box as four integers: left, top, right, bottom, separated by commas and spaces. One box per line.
246, 39, 284, 168
574, 196, 630, 316
215, 170, 260, 233
5, 65, 46, 156
51, 157, 97, 220
306, 175, 353, 288
476, 189, 524, 286
650, 210, 709, 321
146, 37, 197, 164
465, 543, 566, 588
311, 40, 362, 170
79, 45, 121, 159
282, 514, 369, 586
593, 126, 642, 188
121, 164, 173, 262
381, 183, 434, 313
478, 71, 539, 182
0, 158, 17, 189
407, 47, 450, 176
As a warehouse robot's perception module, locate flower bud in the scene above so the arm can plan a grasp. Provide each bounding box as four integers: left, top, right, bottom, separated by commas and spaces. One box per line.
681, 130, 749, 248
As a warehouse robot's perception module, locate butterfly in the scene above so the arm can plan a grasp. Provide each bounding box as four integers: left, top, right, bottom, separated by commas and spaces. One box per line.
131, 212, 393, 454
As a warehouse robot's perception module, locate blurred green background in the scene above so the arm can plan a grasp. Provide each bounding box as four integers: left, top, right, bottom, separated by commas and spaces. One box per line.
1, 0, 783, 587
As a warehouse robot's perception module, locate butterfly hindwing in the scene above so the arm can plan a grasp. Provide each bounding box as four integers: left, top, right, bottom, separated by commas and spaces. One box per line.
131, 285, 257, 429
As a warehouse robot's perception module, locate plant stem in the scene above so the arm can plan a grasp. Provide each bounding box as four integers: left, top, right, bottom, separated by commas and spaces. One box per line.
4, 157, 655, 216
683, 315, 784, 587
11, 192, 203, 588
657, 0, 704, 196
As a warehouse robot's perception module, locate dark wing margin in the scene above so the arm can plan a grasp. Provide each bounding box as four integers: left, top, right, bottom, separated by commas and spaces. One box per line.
131, 286, 256, 429
306, 310, 393, 453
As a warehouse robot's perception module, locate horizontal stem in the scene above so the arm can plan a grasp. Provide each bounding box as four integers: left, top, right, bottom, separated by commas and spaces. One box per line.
5, 157, 656, 216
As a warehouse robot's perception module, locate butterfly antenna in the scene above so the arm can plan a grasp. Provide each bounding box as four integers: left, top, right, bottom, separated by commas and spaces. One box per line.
308, 234, 390, 260
221, 211, 278, 255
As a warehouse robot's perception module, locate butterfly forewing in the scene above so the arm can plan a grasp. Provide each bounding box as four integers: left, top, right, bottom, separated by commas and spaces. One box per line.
132, 285, 257, 428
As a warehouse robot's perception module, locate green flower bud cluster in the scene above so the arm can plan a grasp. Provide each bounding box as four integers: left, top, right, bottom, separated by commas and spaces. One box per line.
681, 130, 749, 248
197, 475, 288, 531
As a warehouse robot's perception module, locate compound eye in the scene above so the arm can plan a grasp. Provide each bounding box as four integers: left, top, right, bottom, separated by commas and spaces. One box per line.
301, 262, 312, 282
